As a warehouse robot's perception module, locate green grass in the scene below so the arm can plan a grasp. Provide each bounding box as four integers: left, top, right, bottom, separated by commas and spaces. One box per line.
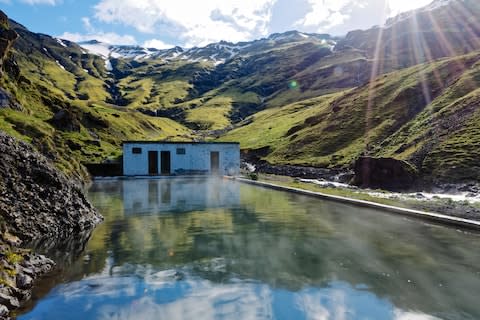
252, 174, 480, 220
222, 93, 339, 149
221, 52, 480, 182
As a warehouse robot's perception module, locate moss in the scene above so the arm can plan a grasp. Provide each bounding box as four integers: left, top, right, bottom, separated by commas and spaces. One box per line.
6, 252, 23, 265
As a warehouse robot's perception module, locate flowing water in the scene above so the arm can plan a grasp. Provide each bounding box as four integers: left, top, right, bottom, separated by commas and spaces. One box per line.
19, 178, 480, 320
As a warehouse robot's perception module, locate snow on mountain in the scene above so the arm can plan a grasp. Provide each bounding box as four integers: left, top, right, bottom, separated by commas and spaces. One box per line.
79, 40, 119, 58
77, 31, 335, 65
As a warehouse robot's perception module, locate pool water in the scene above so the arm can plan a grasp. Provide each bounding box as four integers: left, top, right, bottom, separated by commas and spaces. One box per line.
19, 178, 480, 319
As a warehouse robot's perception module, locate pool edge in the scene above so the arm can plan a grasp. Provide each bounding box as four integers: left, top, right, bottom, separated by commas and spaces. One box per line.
228, 177, 480, 231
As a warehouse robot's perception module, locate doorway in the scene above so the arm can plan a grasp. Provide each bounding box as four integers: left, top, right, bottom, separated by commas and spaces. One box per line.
210, 151, 220, 174
148, 151, 158, 175
161, 151, 171, 175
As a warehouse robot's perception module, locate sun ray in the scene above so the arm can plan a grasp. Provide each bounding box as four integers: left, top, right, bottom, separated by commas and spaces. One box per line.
447, 1, 480, 50
412, 13, 445, 90
364, 1, 389, 154
408, 13, 432, 105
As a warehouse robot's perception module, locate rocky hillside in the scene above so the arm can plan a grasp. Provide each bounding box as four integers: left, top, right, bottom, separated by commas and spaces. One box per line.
336, 0, 480, 72
224, 51, 480, 184
0, 12, 192, 180
1, 15, 103, 318
0, 131, 103, 319
0, 132, 102, 241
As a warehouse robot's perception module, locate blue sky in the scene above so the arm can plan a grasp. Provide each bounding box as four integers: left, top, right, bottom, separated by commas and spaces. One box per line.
1, 0, 433, 48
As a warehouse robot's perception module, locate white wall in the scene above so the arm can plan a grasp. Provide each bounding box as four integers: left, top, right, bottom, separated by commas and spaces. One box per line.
123, 143, 240, 176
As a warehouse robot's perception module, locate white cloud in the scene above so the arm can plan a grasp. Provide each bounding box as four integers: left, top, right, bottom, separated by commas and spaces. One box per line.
295, 0, 365, 32
93, 0, 276, 47
142, 39, 174, 49
386, 0, 433, 17
82, 17, 94, 33
57, 31, 137, 45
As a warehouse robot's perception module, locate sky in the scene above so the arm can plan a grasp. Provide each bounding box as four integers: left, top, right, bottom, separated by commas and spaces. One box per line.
0, 0, 434, 48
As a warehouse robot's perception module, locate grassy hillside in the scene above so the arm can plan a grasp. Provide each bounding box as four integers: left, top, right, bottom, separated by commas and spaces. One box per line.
111, 38, 371, 130
0, 19, 192, 180
2, 5, 480, 185
222, 52, 480, 183
337, 0, 480, 72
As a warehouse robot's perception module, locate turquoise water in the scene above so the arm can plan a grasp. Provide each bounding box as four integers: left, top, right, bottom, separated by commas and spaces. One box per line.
19, 178, 480, 319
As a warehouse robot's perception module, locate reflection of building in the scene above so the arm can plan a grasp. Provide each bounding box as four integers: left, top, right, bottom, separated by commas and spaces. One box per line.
123, 141, 240, 176
122, 178, 240, 214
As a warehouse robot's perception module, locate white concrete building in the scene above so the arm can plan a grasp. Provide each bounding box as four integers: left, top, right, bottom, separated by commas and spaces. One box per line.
122, 141, 240, 176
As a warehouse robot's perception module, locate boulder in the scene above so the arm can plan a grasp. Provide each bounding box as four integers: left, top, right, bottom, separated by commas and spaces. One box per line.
48, 109, 81, 132
352, 156, 418, 190
0, 132, 102, 242
0, 88, 22, 111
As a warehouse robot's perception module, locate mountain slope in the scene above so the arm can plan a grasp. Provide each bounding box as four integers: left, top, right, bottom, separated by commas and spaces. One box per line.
1, 0, 480, 184
106, 32, 369, 130
336, 0, 480, 73
0, 15, 192, 179
222, 51, 480, 183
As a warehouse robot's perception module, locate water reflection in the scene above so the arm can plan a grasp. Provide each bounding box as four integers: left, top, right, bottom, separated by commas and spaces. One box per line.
20, 178, 480, 319
122, 178, 240, 214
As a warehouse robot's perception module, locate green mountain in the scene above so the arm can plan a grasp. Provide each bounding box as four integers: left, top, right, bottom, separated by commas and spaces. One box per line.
0, 18, 191, 180
0, 0, 479, 184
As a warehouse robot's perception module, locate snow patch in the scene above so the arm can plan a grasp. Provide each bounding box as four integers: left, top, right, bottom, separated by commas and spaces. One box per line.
55, 60, 66, 70
55, 38, 67, 48
105, 59, 113, 72
81, 43, 111, 58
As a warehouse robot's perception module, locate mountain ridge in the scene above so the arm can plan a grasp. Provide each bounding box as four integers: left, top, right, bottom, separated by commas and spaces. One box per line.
76, 30, 337, 65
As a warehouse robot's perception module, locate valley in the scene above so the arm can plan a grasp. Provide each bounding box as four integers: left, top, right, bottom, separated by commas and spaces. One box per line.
1, 0, 480, 185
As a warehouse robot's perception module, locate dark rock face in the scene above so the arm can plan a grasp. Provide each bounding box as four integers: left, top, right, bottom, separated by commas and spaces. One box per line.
352, 156, 418, 190
0, 232, 55, 320
0, 88, 22, 111
0, 132, 103, 242
48, 109, 81, 132
0, 132, 102, 318
0, 11, 18, 77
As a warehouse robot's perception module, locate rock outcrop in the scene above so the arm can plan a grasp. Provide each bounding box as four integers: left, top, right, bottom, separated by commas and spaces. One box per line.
0, 11, 18, 76
0, 132, 103, 319
0, 132, 102, 242
0, 231, 54, 319
352, 156, 418, 191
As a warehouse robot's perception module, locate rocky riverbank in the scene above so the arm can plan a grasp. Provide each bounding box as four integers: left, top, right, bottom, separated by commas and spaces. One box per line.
0, 132, 102, 319
242, 160, 353, 183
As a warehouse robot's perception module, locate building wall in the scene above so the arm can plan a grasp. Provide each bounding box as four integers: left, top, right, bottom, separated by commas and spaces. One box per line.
123, 143, 240, 176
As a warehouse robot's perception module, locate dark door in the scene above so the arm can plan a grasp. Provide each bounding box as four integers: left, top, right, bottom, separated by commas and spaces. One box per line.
210, 151, 220, 174
161, 151, 171, 175
148, 151, 158, 175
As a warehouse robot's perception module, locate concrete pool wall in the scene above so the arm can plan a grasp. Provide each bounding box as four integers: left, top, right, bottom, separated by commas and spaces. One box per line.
230, 177, 480, 231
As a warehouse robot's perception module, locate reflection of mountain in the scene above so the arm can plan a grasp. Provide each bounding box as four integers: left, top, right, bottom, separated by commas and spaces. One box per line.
22, 179, 480, 319
122, 178, 240, 214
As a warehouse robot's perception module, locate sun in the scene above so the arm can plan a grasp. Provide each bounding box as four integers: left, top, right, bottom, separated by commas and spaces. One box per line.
386, 0, 435, 16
